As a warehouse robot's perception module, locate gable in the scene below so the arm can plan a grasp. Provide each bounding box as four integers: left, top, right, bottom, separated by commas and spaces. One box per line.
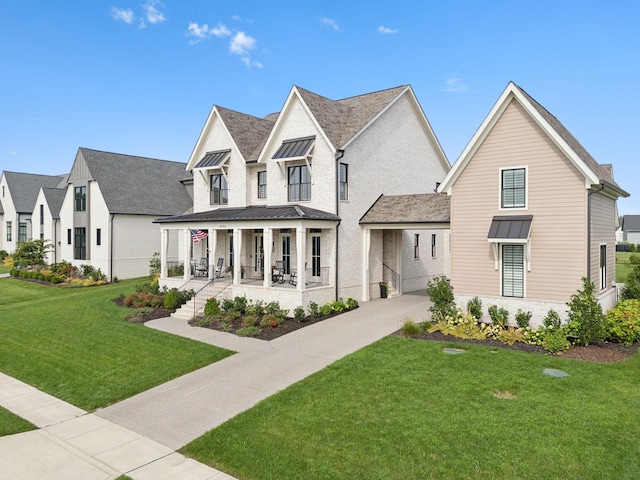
3, 171, 67, 214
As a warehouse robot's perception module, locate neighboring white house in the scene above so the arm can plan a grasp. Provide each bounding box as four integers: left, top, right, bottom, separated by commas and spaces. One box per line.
156, 84, 451, 310
621, 215, 640, 245
32, 186, 68, 264
59, 148, 193, 280
0, 171, 67, 254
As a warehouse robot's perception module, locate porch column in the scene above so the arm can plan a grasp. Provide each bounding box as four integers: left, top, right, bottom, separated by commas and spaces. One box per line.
296, 226, 306, 291
208, 229, 217, 280
233, 228, 242, 285
395, 230, 403, 294
160, 228, 168, 278
263, 227, 273, 288
362, 227, 371, 301
183, 228, 191, 281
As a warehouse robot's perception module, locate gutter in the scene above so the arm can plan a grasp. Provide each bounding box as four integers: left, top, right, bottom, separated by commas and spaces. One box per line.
335, 149, 345, 301
587, 183, 605, 283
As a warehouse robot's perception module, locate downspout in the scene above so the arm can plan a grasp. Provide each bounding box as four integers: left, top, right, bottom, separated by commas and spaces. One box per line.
335, 149, 345, 301
587, 183, 605, 283
53, 218, 58, 264
110, 214, 115, 282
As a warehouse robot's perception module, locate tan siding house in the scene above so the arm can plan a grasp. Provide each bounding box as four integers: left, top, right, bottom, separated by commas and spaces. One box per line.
439, 82, 629, 326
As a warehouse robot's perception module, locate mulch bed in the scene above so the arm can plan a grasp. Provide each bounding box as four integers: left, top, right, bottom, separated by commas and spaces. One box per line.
113, 297, 176, 323
397, 330, 639, 363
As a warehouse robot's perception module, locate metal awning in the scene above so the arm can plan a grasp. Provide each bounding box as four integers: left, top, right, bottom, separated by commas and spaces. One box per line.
272, 136, 315, 159
195, 149, 231, 169
487, 215, 533, 242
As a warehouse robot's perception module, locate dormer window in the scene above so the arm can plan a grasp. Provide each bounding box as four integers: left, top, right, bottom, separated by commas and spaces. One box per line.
272, 136, 315, 202
210, 174, 228, 205
288, 165, 311, 201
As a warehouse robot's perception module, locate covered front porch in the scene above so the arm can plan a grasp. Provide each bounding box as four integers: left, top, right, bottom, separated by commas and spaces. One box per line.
154, 205, 340, 311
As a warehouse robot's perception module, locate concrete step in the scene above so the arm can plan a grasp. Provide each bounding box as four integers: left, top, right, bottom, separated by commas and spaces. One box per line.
171, 282, 231, 320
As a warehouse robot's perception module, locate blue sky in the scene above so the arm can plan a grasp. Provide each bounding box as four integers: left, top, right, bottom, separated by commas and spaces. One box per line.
1, 0, 639, 214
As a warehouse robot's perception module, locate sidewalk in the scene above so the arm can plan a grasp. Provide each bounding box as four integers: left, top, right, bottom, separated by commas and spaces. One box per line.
0, 292, 429, 479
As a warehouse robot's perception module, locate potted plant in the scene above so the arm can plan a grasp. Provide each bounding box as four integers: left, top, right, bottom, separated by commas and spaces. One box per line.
379, 281, 388, 299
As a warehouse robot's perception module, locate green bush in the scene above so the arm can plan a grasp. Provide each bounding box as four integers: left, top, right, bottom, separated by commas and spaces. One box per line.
294, 306, 306, 323
488, 305, 509, 327
426, 275, 455, 321
242, 314, 260, 328
308, 301, 321, 318
621, 262, 640, 301
236, 326, 262, 337
467, 296, 483, 320
204, 298, 221, 316
331, 298, 347, 312
0, 249, 8, 260
245, 300, 265, 317
346, 297, 359, 309
401, 320, 421, 338
260, 314, 283, 328
320, 303, 333, 316
515, 309, 532, 329
606, 299, 640, 346
566, 277, 604, 345
163, 288, 181, 309
543, 309, 562, 328
542, 328, 571, 353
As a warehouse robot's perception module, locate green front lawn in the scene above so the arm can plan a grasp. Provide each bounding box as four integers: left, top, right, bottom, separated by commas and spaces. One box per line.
0, 278, 233, 411
182, 337, 640, 480
617, 251, 633, 282
0, 407, 36, 437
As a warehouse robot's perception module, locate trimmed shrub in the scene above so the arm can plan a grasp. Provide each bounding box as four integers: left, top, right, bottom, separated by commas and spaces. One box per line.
294, 306, 306, 323
204, 297, 221, 317
566, 277, 604, 345
346, 297, 359, 309
543, 309, 562, 328
260, 314, 283, 328
163, 288, 181, 309
426, 275, 455, 321
488, 305, 509, 328
308, 301, 321, 318
467, 296, 483, 320
606, 299, 640, 346
515, 309, 532, 329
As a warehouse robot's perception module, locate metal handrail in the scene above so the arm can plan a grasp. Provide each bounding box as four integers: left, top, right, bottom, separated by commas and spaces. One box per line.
382, 263, 400, 293
193, 279, 232, 317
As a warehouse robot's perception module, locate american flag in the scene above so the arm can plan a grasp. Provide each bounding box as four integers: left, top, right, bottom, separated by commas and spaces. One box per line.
190, 229, 208, 242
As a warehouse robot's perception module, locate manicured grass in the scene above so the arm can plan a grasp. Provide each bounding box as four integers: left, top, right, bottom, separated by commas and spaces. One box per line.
617, 251, 634, 282
182, 337, 640, 480
0, 406, 36, 437
0, 278, 233, 411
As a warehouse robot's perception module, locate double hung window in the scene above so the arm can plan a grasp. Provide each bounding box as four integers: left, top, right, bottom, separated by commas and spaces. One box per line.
74, 186, 86, 211
257, 171, 267, 199
210, 174, 228, 205
501, 168, 526, 208
288, 165, 311, 201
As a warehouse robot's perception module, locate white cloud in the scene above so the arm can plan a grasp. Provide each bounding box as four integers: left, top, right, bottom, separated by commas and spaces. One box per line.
230, 31, 256, 55
378, 25, 398, 34
211, 23, 231, 37
241, 57, 263, 69
320, 17, 339, 31
441, 78, 469, 93
232, 15, 254, 23
111, 7, 135, 24
143, 0, 166, 24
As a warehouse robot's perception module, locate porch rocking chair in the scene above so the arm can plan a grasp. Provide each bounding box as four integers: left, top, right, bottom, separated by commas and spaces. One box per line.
196, 257, 209, 278
289, 269, 297, 287
214, 257, 225, 278
272, 261, 285, 284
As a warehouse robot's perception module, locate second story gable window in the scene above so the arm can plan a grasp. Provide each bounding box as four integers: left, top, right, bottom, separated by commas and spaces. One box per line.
339, 163, 348, 201
501, 168, 526, 208
6, 221, 12, 242
288, 165, 311, 202
18, 222, 27, 242
74, 186, 86, 212
257, 171, 267, 199
210, 174, 228, 205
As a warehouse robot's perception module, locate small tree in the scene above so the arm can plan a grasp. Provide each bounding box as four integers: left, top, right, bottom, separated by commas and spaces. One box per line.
12, 239, 51, 267
566, 277, 604, 345
621, 255, 640, 301
149, 252, 161, 278
426, 275, 455, 321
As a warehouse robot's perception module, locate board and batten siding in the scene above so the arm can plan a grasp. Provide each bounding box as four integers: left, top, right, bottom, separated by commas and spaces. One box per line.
451, 99, 587, 303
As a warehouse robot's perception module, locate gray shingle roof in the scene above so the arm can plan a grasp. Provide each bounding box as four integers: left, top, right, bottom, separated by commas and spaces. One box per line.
155, 205, 339, 224
297, 85, 408, 148
515, 84, 626, 193
3, 171, 68, 214
359, 194, 451, 224
623, 215, 640, 232
78, 148, 193, 216
216, 106, 275, 161
42, 187, 67, 218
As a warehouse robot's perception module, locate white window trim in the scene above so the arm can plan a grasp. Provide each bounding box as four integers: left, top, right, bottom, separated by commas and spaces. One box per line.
599, 243, 607, 291
498, 166, 528, 211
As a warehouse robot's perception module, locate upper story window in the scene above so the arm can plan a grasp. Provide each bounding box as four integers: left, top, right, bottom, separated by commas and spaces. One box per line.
40, 204, 44, 225
257, 171, 267, 199
339, 163, 348, 201
6, 221, 12, 242
210, 174, 228, 205
288, 165, 311, 202
18, 222, 27, 242
501, 168, 526, 208
74, 186, 86, 212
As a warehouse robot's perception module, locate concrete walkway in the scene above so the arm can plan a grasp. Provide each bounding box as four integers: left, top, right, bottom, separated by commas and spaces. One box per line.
0, 292, 430, 478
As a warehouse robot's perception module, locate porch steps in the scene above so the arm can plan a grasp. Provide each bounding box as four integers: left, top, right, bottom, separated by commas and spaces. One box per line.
171, 281, 231, 321
387, 287, 400, 298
